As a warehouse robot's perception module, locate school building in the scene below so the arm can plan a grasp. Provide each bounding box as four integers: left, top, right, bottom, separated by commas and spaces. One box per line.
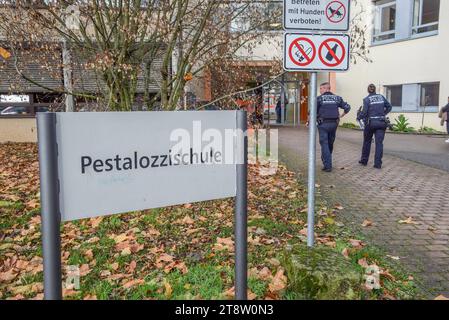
331, 0, 447, 131
234, 0, 447, 131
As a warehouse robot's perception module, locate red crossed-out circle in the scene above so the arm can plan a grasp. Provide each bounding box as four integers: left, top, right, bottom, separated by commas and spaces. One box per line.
319, 38, 346, 67
325, 1, 347, 24
288, 37, 316, 67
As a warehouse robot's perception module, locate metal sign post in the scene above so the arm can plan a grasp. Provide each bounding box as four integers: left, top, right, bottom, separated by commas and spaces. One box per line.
283, 0, 351, 248
37, 113, 63, 299
36, 111, 248, 300
307, 73, 318, 247
235, 110, 248, 300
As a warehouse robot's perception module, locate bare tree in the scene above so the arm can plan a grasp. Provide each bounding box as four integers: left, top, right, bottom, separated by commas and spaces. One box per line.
0, 0, 371, 112
0, 0, 284, 111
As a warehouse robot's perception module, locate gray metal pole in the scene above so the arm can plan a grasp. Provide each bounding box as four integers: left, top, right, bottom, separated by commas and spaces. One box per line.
235, 110, 248, 300
281, 74, 286, 124
37, 113, 62, 300
307, 73, 318, 247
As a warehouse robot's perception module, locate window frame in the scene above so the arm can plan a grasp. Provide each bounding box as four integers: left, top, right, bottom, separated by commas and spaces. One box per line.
372, 1, 397, 44
229, 0, 283, 33
0, 93, 63, 118
385, 85, 403, 108
412, 0, 440, 37
385, 82, 440, 113
418, 82, 440, 109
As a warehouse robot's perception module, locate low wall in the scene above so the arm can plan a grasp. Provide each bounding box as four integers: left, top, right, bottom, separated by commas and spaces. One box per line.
0, 118, 37, 143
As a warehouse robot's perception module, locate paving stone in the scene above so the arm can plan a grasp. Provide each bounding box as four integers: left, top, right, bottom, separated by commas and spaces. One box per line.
279, 127, 449, 297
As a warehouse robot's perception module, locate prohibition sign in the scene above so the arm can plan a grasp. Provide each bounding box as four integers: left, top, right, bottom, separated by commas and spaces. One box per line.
326, 1, 347, 24
288, 37, 316, 67
319, 38, 346, 68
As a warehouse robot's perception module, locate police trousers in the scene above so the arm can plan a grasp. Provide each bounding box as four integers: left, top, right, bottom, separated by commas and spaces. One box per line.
361, 120, 387, 167
318, 121, 338, 169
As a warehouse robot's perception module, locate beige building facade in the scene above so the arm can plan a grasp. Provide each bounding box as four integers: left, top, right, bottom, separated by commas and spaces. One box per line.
332, 0, 447, 131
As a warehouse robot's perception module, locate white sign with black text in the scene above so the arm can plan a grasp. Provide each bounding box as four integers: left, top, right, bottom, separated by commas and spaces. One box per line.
54, 112, 242, 221
283, 0, 350, 31
283, 33, 350, 72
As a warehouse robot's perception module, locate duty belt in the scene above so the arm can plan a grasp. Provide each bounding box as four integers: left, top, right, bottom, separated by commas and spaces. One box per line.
369, 116, 385, 120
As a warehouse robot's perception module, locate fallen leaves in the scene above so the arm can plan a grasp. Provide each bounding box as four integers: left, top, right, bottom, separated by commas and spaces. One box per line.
156, 253, 174, 266
164, 281, 173, 299
0, 270, 18, 282
268, 268, 287, 295
362, 219, 373, 227
222, 286, 257, 300
90, 217, 103, 228
63, 288, 79, 298
155, 253, 188, 274
398, 217, 419, 225
120, 247, 131, 256
175, 215, 195, 225
113, 231, 144, 256
386, 255, 400, 261
334, 204, 344, 211
0, 144, 417, 301
84, 249, 94, 261
127, 260, 137, 273
358, 258, 369, 268
122, 279, 145, 289
8, 283, 43, 296
213, 237, 234, 252
111, 233, 128, 244
349, 239, 364, 249
79, 264, 91, 276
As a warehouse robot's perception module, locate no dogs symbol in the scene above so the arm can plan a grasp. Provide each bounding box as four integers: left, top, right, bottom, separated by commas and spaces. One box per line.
326, 1, 347, 23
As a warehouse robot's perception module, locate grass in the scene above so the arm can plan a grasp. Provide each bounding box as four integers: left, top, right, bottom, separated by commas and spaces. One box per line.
0, 143, 421, 300
341, 123, 360, 129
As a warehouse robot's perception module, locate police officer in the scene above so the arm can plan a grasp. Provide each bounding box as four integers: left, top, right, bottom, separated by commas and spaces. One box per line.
357, 84, 392, 169
316, 82, 351, 172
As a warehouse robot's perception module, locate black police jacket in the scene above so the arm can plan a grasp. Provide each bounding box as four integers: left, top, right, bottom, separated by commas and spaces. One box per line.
358, 93, 392, 121
317, 92, 351, 120
442, 103, 449, 116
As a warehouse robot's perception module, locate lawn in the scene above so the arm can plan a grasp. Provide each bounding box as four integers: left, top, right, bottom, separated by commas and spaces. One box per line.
0, 143, 419, 300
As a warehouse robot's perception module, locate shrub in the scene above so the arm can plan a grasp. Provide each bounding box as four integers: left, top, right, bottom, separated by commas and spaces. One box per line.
341, 123, 359, 129
393, 115, 415, 132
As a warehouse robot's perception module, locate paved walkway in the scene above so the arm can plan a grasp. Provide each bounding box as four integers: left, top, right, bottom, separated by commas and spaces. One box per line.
278, 126, 449, 297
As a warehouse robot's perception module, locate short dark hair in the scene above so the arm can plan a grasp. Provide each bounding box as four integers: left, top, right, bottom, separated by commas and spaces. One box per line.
368, 84, 376, 94
320, 82, 330, 87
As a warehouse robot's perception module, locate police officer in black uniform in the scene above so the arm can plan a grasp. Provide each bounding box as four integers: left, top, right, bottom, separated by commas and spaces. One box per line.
357, 84, 392, 169
316, 82, 351, 172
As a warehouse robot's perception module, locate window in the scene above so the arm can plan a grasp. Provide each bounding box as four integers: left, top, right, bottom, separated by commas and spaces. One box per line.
0, 95, 30, 103
0, 106, 32, 116
413, 0, 440, 35
373, 1, 396, 42
419, 82, 439, 107
230, 1, 282, 32
385, 85, 403, 107
385, 82, 440, 112
263, 1, 282, 31
0, 93, 61, 117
